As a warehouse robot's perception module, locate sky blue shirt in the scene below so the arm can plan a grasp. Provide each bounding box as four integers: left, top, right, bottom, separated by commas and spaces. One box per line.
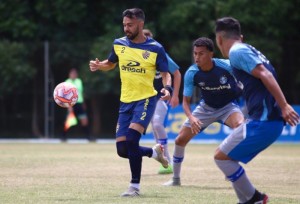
229, 43, 282, 121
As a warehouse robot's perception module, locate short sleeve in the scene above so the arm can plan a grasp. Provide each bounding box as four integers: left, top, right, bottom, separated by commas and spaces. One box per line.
230, 44, 262, 74
107, 41, 119, 63
166, 53, 180, 74
183, 67, 196, 97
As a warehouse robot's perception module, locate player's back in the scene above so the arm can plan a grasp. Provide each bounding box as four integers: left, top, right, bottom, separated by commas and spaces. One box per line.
230, 43, 282, 121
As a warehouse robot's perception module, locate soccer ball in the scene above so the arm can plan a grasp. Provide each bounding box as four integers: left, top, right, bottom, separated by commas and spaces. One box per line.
53, 82, 78, 108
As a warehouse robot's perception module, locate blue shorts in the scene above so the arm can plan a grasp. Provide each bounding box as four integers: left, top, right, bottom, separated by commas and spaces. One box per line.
219, 119, 284, 163
116, 96, 157, 137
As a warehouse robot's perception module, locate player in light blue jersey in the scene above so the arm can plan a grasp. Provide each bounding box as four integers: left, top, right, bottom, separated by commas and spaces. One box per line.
143, 29, 181, 174
164, 37, 244, 186
215, 17, 299, 204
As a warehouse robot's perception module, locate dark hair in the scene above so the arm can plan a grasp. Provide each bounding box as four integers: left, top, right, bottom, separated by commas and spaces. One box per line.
122, 8, 145, 21
69, 68, 78, 73
193, 37, 214, 52
215, 17, 241, 39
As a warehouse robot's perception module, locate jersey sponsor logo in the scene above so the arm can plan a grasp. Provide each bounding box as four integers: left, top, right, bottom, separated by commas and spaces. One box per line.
121, 60, 146, 73
200, 84, 232, 91
219, 76, 228, 84
142, 50, 150, 59
198, 82, 205, 86
127, 61, 139, 66
198, 81, 232, 90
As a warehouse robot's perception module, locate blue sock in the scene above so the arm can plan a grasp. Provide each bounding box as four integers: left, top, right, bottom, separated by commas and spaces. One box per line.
139, 146, 153, 157
126, 128, 142, 184
116, 141, 128, 158
158, 138, 167, 145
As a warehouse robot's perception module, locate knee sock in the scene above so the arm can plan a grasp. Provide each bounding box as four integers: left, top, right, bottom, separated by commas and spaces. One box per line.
116, 140, 152, 159
116, 141, 128, 158
172, 145, 185, 178
126, 128, 142, 184
215, 159, 255, 203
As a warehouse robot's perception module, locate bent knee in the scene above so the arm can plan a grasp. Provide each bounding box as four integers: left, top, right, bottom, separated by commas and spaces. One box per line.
231, 121, 243, 128
152, 122, 164, 130
117, 150, 128, 158
214, 148, 231, 160
116, 141, 128, 158
175, 136, 188, 146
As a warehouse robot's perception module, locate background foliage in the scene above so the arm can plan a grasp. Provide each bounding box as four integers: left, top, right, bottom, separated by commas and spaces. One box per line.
0, 0, 300, 137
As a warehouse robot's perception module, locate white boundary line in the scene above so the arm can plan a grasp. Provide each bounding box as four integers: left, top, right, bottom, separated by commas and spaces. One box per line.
0, 138, 221, 144
0, 138, 298, 144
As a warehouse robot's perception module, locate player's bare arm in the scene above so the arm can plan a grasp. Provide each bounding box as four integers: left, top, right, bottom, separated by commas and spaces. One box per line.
89, 58, 117, 72
160, 72, 171, 101
169, 69, 181, 108
252, 64, 300, 126
183, 96, 202, 134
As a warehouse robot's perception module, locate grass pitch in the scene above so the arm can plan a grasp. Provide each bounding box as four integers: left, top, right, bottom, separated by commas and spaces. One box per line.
0, 142, 299, 204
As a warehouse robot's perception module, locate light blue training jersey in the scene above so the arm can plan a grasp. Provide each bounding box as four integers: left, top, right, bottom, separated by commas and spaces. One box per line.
229, 43, 282, 121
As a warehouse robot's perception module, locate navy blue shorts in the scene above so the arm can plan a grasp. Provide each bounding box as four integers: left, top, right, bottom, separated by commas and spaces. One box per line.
116, 96, 157, 137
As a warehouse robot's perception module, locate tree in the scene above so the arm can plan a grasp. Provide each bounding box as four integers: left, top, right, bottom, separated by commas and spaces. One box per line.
1, 0, 300, 138
214, 0, 300, 103
0, 40, 36, 133
81, 30, 122, 136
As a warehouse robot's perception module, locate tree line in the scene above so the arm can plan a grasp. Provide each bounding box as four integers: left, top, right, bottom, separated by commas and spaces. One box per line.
1, 0, 300, 137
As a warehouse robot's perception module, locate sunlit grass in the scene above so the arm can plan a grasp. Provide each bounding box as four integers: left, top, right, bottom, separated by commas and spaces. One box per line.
0, 143, 299, 204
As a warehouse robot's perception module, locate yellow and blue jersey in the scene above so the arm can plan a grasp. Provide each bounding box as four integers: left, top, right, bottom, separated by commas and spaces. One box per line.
108, 36, 168, 103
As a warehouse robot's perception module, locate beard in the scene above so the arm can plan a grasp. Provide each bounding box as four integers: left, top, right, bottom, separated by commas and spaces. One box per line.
125, 28, 139, 40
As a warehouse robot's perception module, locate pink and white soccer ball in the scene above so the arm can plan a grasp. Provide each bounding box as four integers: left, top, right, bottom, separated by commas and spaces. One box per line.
53, 82, 78, 108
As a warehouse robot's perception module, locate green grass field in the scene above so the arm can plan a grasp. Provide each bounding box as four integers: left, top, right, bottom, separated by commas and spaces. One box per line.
0, 142, 299, 204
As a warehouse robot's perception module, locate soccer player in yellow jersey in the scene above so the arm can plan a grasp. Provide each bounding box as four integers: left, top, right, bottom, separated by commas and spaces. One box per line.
89, 8, 172, 197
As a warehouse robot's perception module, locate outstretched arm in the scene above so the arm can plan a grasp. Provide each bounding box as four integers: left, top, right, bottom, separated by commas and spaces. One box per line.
89, 58, 117, 72
252, 64, 299, 126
